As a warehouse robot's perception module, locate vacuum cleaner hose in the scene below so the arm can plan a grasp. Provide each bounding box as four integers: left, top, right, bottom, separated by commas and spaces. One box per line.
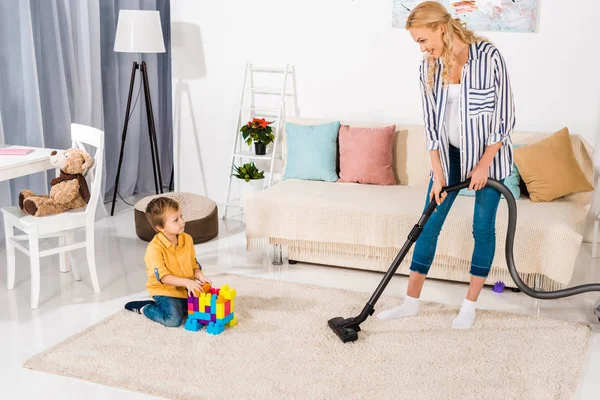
446, 178, 600, 299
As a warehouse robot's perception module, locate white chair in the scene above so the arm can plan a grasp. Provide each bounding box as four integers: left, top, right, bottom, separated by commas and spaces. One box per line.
2, 123, 104, 309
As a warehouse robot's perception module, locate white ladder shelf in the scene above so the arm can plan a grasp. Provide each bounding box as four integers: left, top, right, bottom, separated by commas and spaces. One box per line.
223, 63, 298, 219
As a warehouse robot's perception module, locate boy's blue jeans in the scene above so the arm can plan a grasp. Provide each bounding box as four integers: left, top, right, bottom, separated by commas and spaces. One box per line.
143, 295, 188, 327
410, 145, 504, 278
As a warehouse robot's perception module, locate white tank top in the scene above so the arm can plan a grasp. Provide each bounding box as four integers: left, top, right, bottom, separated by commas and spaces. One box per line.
445, 84, 461, 148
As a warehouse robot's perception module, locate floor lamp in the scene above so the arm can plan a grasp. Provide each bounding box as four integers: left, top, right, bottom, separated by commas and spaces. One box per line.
111, 10, 166, 216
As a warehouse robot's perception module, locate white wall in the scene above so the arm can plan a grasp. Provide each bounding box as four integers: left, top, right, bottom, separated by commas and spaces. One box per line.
171, 0, 600, 206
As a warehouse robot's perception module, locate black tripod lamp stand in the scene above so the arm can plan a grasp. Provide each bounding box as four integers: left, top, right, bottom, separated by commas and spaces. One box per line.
111, 9, 166, 216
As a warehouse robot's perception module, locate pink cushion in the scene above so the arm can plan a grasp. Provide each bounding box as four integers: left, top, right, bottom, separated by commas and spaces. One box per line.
338, 124, 396, 185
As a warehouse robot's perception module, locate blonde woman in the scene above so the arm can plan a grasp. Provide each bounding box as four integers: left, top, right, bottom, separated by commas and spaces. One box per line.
378, 1, 515, 328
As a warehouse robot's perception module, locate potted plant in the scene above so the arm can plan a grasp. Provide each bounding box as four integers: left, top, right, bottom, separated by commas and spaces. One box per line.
240, 118, 275, 155
231, 162, 265, 192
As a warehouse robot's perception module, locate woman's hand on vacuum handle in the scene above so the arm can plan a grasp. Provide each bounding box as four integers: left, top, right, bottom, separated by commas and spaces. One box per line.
429, 150, 447, 206
430, 176, 447, 206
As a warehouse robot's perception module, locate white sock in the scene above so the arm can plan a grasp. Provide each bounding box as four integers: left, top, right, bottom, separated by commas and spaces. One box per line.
452, 299, 477, 329
377, 295, 420, 320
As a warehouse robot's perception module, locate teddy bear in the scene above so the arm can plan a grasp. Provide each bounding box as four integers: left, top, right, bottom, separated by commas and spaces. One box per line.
19, 147, 93, 217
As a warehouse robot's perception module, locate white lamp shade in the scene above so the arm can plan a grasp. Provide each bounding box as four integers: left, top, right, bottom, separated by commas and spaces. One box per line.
114, 10, 166, 53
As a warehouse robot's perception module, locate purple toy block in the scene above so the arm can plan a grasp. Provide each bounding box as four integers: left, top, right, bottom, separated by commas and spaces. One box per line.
211, 313, 216, 322
205, 305, 211, 313
493, 281, 505, 293
193, 296, 199, 310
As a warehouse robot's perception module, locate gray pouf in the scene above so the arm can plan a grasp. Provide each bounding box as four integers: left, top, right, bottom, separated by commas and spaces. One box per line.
134, 192, 218, 244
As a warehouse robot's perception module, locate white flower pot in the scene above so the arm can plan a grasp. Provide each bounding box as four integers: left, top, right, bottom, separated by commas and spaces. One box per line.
239, 178, 265, 194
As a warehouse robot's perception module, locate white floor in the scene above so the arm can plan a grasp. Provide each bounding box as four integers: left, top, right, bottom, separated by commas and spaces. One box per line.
1, 202, 600, 399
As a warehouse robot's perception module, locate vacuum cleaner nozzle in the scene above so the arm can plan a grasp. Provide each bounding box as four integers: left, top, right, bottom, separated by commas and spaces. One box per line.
328, 316, 360, 343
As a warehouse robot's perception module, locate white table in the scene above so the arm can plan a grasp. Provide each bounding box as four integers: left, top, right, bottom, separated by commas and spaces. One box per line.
0, 145, 56, 182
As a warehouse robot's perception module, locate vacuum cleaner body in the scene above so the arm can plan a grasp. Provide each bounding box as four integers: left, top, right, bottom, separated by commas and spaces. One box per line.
328, 178, 600, 342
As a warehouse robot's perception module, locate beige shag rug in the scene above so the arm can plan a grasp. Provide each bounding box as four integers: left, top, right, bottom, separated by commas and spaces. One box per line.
25, 274, 591, 400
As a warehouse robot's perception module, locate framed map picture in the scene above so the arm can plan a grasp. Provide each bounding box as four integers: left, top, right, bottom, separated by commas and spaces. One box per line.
392, 0, 539, 33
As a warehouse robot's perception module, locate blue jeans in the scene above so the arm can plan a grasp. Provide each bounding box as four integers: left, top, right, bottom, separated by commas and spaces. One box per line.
143, 296, 188, 328
410, 145, 504, 278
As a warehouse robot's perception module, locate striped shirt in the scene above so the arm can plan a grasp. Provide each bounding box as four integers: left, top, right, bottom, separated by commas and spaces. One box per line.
419, 41, 515, 183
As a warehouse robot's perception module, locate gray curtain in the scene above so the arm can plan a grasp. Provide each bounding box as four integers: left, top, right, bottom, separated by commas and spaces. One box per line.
0, 0, 172, 243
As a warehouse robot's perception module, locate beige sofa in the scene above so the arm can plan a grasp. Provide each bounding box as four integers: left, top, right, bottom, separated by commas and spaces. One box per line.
243, 117, 594, 290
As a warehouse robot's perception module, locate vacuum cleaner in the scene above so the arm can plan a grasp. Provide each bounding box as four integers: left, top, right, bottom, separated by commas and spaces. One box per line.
328, 178, 600, 343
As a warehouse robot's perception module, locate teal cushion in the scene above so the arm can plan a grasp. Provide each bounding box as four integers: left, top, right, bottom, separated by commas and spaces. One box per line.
283, 121, 340, 182
459, 144, 522, 199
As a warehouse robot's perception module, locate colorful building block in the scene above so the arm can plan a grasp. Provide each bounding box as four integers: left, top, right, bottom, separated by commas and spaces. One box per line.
186, 284, 237, 335
226, 315, 237, 328
184, 318, 201, 332
206, 321, 225, 335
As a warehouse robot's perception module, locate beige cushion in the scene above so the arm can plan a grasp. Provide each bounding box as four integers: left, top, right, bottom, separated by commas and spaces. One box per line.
514, 127, 594, 202
134, 192, 218, 244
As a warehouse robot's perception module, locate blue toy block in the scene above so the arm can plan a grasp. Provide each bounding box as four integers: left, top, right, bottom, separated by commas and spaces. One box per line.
184, 318, 201, 332
211, 295, 217, 312
191, 311, 211, 321
206, 321, 225, 335
219, 313, 234, 326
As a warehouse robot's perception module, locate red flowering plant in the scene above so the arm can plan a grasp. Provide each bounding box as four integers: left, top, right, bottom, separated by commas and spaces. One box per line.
240, 118, 275, 146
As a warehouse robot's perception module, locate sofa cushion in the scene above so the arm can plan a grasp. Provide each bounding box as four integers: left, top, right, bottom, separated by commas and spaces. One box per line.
514, 127, 593, 202
283, 121, 340, 182
338, 124, 396, 185
281, 118, 594, 206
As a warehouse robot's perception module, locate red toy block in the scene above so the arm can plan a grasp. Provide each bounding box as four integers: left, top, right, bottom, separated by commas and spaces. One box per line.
225, 300, 231, 316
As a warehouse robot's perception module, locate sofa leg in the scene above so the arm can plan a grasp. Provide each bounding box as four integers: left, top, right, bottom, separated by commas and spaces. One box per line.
289, 260, 297, 265
272, 244, 283, 266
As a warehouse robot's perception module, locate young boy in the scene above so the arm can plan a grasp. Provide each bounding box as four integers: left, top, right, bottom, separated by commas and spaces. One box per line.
124, 197, 211, 327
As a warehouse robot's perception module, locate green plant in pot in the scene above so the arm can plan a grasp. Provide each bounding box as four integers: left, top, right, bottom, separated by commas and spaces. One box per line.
240, 118, 275, 155
231, 162, 265, 192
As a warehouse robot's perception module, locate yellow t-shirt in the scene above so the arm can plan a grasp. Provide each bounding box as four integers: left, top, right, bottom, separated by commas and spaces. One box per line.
145, 232, 199, 298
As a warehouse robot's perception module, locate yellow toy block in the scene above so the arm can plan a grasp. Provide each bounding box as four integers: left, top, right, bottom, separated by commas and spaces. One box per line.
226, 315, 237, 328
220, 284, 229, 292
217, 303, 224, 319
230, 298, 235, 313
199, 293, 206, 308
